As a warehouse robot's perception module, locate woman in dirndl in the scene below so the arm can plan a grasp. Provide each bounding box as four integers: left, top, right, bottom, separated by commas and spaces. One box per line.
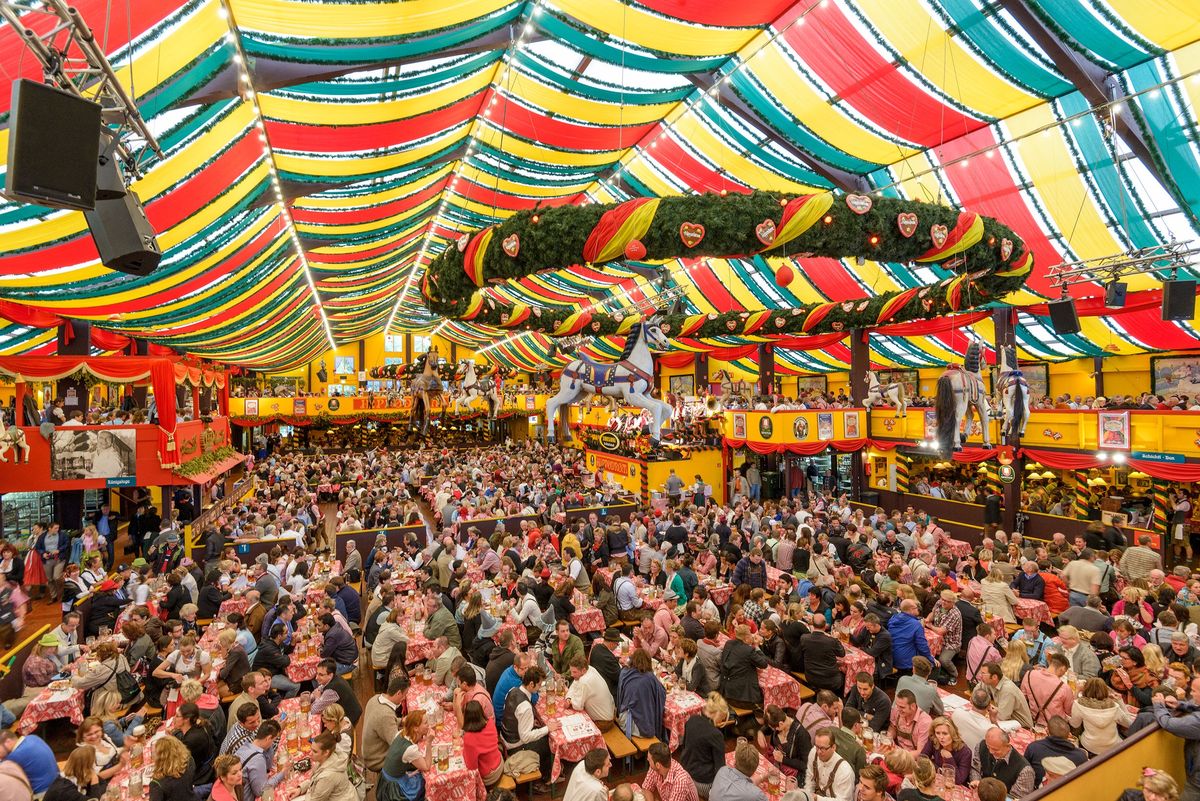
377, 710, 433, 801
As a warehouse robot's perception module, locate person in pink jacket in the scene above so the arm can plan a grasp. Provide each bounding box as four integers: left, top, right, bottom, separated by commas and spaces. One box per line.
1021, 652, 1075, 727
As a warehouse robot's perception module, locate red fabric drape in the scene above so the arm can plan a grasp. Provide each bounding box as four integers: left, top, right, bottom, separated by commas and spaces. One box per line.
147, 343, 179, 357
950, 447, 1000, 463
1019, 448, 1102, 470
0, 356, 179, 465
724, 437, 867, 454
1127, 459, 1200, 482
1023, 288, 1181, 318
658, 352, 702, 369
866, 439, 914, 451
869, 311, 992, 339
0, 299, 66, 328
1021, 447, 1200, 481
89, 328, 133, 352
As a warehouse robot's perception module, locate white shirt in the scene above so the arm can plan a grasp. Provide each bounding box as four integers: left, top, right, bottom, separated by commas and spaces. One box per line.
503, 687, 548, 749
563, 761, 608, 801
566, 666, 615, 723
804, 751, 855, 801
952, 707, 993, 752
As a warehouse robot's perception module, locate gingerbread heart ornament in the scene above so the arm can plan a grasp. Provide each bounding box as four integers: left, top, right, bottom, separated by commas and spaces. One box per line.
846, 194, 873, 215
1000, 238, 1014, 260
457, 234, 470, 252
756, 219, 777, 246
897, 212, 918, 238
930, 224, 949, 249
680, 222, 706, 248
502, 234, 520, 258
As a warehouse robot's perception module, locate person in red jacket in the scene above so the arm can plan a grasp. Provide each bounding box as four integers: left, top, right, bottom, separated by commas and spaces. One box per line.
1039, 562, 1070, 618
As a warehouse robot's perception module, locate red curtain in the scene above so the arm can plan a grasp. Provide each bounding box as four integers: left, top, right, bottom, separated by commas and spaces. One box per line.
866, 439, 914, 451
724, 437, 867, 455
658, 352, 701, 369
89, 328, 132, 352
870, 311, 992, 338
1127, 459, 1200, 482
951, 447, 1000, 464
147, 343, 179, 357
0, 299, 66, 328
1019, 448, 1102, 470
0, 356, 179, 465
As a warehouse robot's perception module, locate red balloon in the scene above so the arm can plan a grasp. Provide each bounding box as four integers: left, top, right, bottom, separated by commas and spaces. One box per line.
775, 264, 794, 287
624, 239, 647, 260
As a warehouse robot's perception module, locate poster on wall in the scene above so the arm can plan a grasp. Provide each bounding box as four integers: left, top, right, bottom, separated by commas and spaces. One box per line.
668, 375, 695, 397
817, 412, 833, 440
732, 413, 746, 439
796, 375, 827, 396
244, 399, 258, 416
923, 410, 938, 439
879, 369, 919, 398
51, 429, 137, 480
293, 398, 306, 415
843, 411, 860, 439
1098, 411, 1131, 450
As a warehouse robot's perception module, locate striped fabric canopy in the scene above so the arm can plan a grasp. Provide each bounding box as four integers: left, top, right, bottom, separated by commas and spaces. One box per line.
1, 0, 1199, 372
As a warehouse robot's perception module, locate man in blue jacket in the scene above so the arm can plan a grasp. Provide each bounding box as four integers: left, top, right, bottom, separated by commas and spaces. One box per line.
1154, 678, 1200, 801
887, 599, 932, 676
1011, 561, 1045, 600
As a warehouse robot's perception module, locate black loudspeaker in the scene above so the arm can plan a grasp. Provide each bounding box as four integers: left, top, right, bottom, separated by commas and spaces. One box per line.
1104, 281, 1127, 308
1163, 279, 1197, 321
1048, 297, 1080, 335
84, 190, 162, 276
4, 79, 102, 210
95, 130, 127, 201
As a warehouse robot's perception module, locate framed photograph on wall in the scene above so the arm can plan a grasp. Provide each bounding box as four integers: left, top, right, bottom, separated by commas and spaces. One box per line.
879, 369, 919, 397
796, 375, 827, 396
843, 411, 860, 438
732, 413, 746, 439
1021, 362, 1049, 403
817, 412, 833, 440
1151, 355, 1200, 397
668, 375, 695, 397
1098, 410, 1131, 450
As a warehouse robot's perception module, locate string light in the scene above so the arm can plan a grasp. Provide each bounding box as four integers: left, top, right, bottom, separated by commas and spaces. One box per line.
218, 0, 335, 353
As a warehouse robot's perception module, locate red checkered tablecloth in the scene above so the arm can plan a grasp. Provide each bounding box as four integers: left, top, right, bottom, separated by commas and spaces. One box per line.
758, 666, 804, 710
218, 596, 249, 617
839, 645, 875, 694
287, 620, 324, 683
537, 696, 606, 783
663, 690, 705, 750
724, 750, 794, 799
570, 605, 607, 635
945, 539, 973, 558
17, 686, 85, 734
925, 626, 944, 656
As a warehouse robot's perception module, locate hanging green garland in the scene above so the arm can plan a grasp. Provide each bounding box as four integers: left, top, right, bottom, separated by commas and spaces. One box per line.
421, 190, 1033, 338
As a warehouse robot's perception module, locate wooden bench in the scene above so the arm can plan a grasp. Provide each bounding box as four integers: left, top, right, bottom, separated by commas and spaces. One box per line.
631, 736, 660, 753
496, 770, 542, 797
602, 727, 637, 761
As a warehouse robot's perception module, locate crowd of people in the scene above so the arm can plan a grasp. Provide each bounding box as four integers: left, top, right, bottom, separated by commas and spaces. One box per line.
1, 441, 1197, 801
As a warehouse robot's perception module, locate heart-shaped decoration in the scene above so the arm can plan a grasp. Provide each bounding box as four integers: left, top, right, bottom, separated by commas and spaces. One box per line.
846, 194, 873, 215
502, 234, 520, 258
707, 313, 718, 320
930, 224, 949, 249
725, 319, 738, 331
500, 312, 510, 325
680, 222, 706, 248
457, 234, 470, 252
791, 308, 803, 316
921, 298, 934, 312
624, 239, 647, 260
739, 312, 750, 319
533, 308, 542, 317
660, 323, 671, 334
486, 298, 496, 310
841, 302, 855, 312
857, 300, 870, 312
897, 212, 918, 238
832, 321, 845, 331
591, 321, 601, 332
918, 287, 930, 297
613, 312, 624, 322
756, 219, 778, 246
1000, 238, 1013, 260
774, 317, 787, 328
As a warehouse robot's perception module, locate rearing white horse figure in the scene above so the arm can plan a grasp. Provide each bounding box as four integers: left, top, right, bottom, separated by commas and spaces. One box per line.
863, 371, 908, 417
454, 360, 500, 418
995, 346, 1030, 441
934, 341, 994, 453
545, 316, 675, 443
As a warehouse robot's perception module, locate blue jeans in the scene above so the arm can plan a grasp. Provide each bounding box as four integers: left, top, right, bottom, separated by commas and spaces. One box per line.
335, 662, 357, 676
102, 714, 144, 747
0, 706, 13, 729
1068, 591, 1088, 608
750, 483, 761, 500
271, 673, 301, 698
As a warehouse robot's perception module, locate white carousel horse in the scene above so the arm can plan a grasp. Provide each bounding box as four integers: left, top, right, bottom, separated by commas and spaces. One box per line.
995, 346, 1030, 440
409, 346, 445, 435
0, 415, 30, 463
545, 316, 675, 443
713, 368, 745, 407
453, 360, 500, 418
934, 341, 994, 453
863, 371, 908, 417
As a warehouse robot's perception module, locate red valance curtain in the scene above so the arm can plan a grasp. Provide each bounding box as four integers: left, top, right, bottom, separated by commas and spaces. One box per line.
868, 311, 992, 339
724, 437, 867, 455
0, 299, 66, 329
0, 356, 180, 465
89, 329, 132, 352
1021, 447, 1200, 481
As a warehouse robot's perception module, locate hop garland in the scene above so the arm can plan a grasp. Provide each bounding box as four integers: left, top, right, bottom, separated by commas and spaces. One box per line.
422, 190, 1033, 338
